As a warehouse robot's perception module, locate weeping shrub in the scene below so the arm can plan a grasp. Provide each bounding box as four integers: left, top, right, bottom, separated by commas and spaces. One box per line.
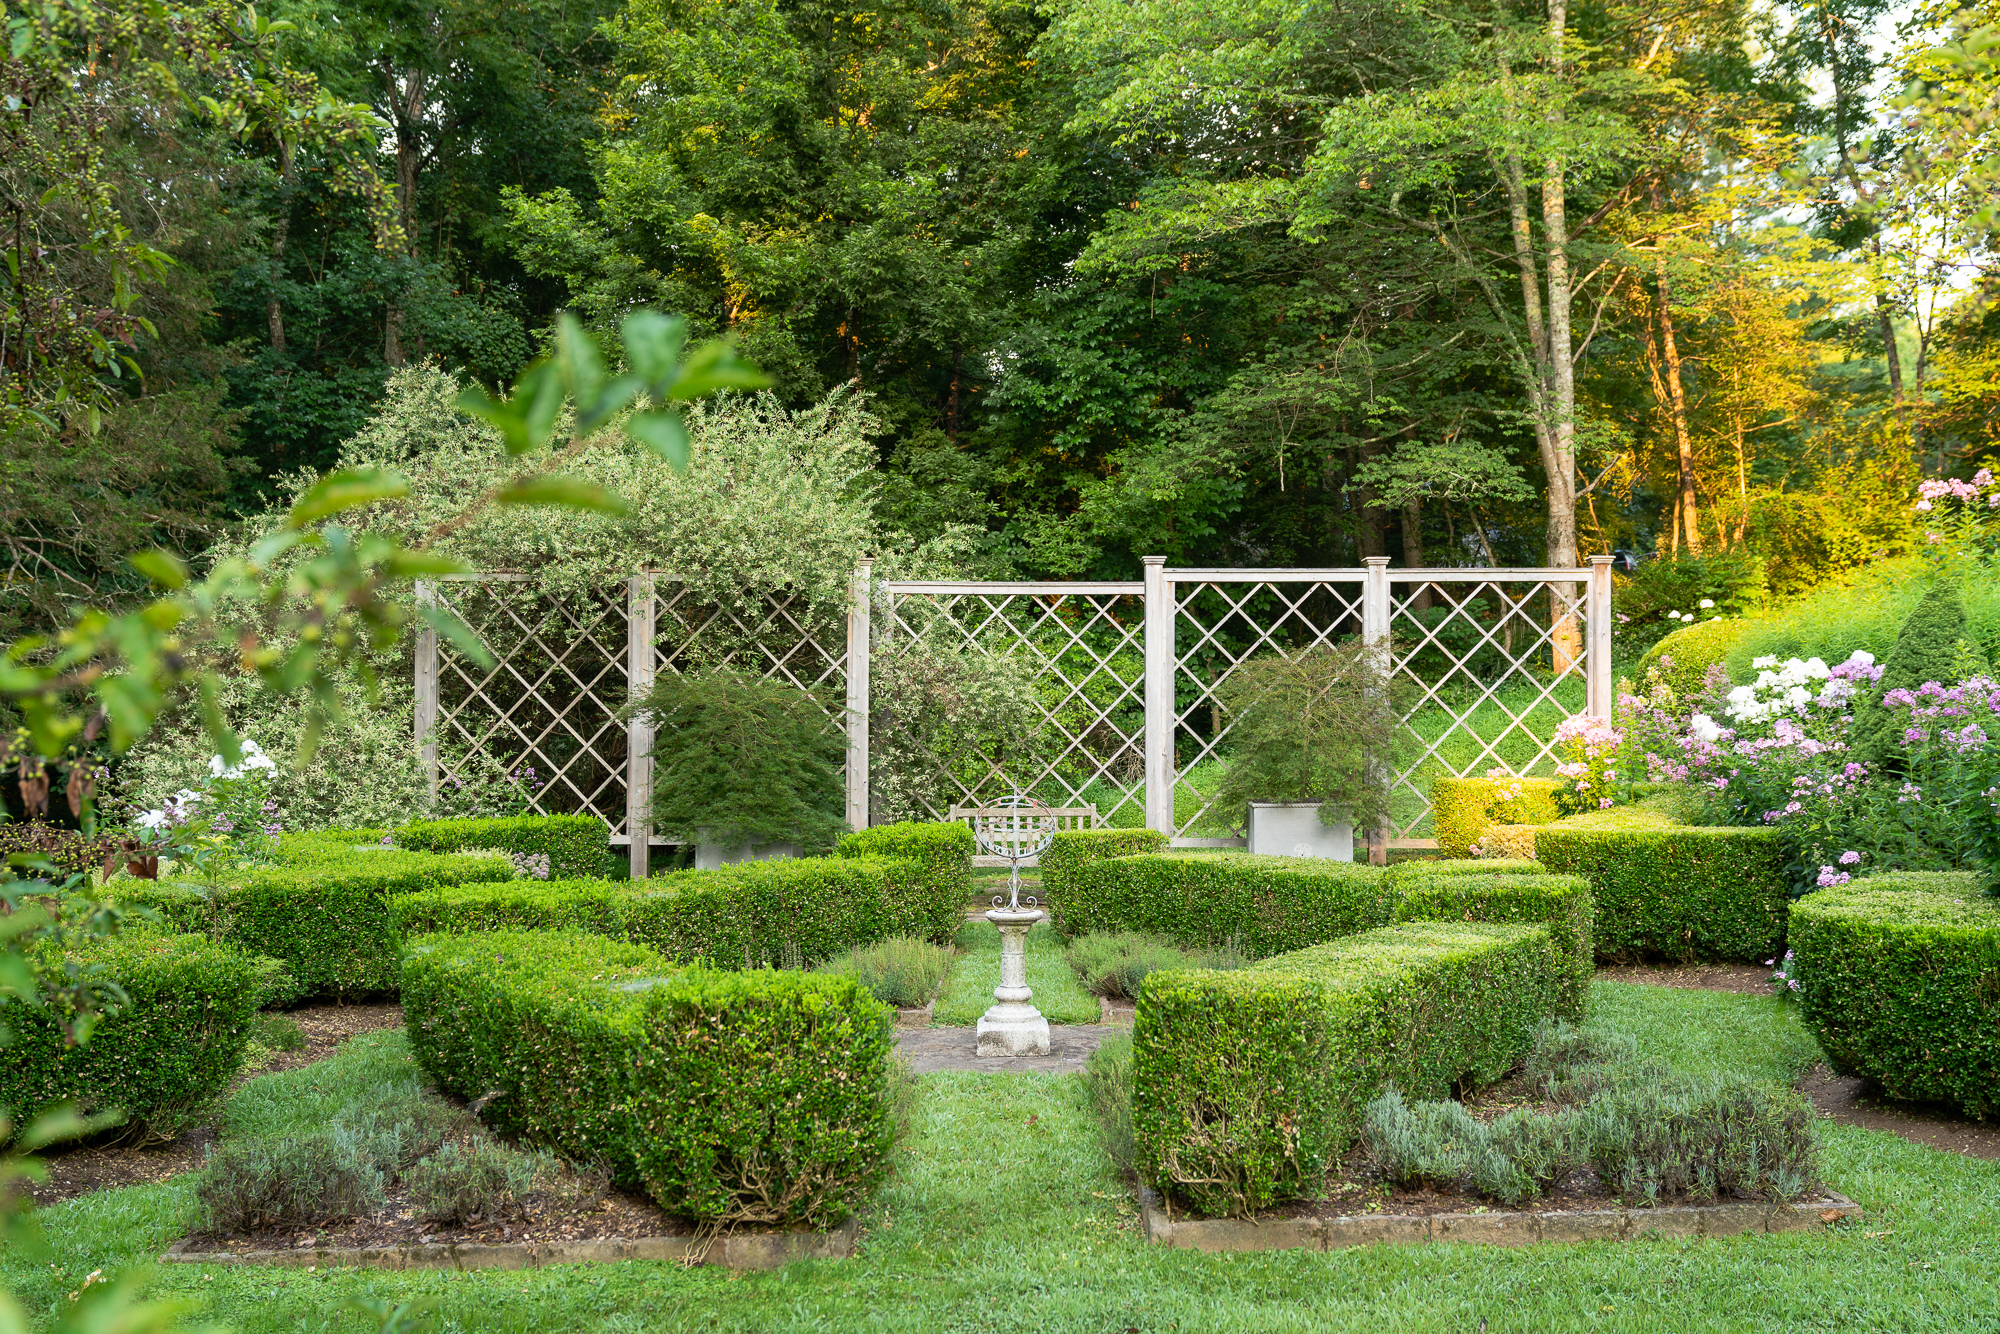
1207, 642, 1407, 835
632, 666, 846, 853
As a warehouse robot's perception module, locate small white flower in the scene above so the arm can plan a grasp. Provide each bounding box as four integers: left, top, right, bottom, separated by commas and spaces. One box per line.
1753, 656, 1778, 670
1691, 713, 1724, 743
135, 809, 168, 830
1699, 599, 1715, 609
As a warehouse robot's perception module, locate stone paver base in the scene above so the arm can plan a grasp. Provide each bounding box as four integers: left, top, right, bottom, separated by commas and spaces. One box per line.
894, 1024, 1120, 1074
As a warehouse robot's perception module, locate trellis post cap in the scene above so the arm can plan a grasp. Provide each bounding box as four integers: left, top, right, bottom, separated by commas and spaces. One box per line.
1364, 555, 1391, 567
1141, 555, 1167, 566
1588, 554, 1616, 565
855, 557, 876, 570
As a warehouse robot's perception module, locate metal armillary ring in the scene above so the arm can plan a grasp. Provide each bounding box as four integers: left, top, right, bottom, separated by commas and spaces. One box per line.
973, 792, 1057, 912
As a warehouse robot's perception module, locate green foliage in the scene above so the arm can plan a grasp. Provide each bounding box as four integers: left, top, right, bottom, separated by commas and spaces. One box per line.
1064, 931, 1245, 999
400, 929, 896, 1226
836, 822, 974, 905
194, 1133, 386, 1232
1132, 921, 1565, 1216
395, 815, 606, 880
1038, 828, 1169, 902
1850, 581, 1975, 768
1612, 551, 1767, 649
1080, 1031, 1136, 1175
1427, 776, 1562, 859
0, 821, 119, 879
1639, 617, 1755, 702
814, 937, 952, 1008
389, 853, 963, 966
1207, 643, 1404, 835
251, 1012, 306, 1053
403, 1141, 555, 1226
113, 846, 514, 1002
1384, 857, 1546, 883
1364, 1023, 1818, 1207
867, 642, 1043, 825
1389, 872, 1594, 1018
635, 667, 845, 854
1535, 825, 1788, 963
1048, 852, 1396, 957
0, 931, 259, 1140
1789, 872, 2000, 1117
1722, 557, 2000, 680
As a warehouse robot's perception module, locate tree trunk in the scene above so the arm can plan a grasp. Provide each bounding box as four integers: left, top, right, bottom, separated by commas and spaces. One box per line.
1539, 0, 1580, 669
1654, 270, 1701, 556
382, 65, 429, 370
267, 141, 296, 353
1402, 495, 1432, 611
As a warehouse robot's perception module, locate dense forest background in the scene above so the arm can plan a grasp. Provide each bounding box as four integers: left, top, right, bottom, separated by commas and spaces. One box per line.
5, 0, 1997, 640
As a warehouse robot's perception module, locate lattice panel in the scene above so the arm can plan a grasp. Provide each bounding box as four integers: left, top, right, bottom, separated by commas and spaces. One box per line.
1167, 574, 1591, 842
1168, 578, 1369, 838
1383, 577, 1588, 841
651, 585, 846, 723
877, 588, 1145, 824
431, 583, 631, 827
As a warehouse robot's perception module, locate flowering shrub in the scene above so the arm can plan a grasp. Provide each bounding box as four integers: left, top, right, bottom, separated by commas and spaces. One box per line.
130, 740, 284, 886
1550, 716, 1621, 816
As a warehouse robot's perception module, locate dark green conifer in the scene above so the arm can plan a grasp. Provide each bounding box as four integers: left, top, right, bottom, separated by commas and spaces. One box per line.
1851, 582, 1969, 770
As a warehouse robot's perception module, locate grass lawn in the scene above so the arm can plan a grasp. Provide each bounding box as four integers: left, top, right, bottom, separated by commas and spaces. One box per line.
7, 981, 1998, 1333
931, 918, 1101, 1025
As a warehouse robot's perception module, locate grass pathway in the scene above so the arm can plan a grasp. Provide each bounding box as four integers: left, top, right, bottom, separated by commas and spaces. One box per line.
7, 984, 1999, 1332
931, 917, 1101, 1025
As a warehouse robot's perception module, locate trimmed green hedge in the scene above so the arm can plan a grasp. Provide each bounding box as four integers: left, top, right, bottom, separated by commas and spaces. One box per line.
1391, 872, 1594, 1018
1047, 851, 1395, 957
394, 815, 608, 879
390, 854, 961, 964
837, 821, 974, 909
1535, 825, 1787, 963
1133, 921, 1565, 1216
115, 849, 513, 1002
0, 932, 260, 1138
401, 929, 895, 1225
1790, 874, 2000, 1118
1430, 777, 1561, 859
1040, 828, 1170, 901
1385, 857, 1545, 884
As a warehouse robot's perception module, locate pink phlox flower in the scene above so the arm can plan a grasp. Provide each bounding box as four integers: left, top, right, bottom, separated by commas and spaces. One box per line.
1839, 850, 1861, 865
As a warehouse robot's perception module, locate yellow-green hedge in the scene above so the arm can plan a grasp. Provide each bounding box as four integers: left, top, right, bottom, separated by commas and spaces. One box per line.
1429, 777, 1562, 859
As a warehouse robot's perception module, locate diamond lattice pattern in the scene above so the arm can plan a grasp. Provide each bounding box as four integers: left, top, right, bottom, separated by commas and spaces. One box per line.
878, 590, 1145, 823
1170, 576, 1590, 842
432, 583, 630, 828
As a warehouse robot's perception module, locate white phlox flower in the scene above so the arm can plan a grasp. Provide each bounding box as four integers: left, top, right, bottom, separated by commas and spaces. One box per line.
1691, 713, 1724, 743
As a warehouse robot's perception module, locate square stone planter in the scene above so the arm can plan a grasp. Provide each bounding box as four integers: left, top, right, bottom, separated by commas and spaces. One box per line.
693, 838, 801, 871
1246, 802, 1353, 860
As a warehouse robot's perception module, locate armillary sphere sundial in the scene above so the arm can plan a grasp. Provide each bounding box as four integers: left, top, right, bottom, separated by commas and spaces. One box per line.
970, 793, 1057, 1057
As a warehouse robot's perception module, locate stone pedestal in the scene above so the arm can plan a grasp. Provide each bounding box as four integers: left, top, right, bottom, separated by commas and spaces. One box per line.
975, 907, 1050, 1056
1246, 802, 1353, 860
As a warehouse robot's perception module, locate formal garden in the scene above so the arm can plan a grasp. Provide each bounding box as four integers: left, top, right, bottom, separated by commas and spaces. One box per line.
5, 2, 2000, 1321
3, 440, 1999, 1330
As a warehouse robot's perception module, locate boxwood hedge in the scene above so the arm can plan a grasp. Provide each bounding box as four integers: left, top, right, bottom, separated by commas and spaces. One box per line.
115, 848, 513, 1002
836, 821, 974, 904
1040, 828, 1170, 901
390, 854, 961, 964
1429, 776, 1562, 859
1790, 873, 2000, 1118
0, 932, 260, 1139
1534, 825, 1787, 963
1133, 921, 1565, 1217
1390, 871, 1594, 1017
1048, 851, 1396, 957
400, 929, 895, 1226
393, 815, 608, 879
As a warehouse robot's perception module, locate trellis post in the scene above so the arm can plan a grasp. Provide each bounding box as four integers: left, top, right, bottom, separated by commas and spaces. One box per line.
627, 573, 657, 879
1142, 556, 1173, 836
1587, 555, 1615, 719
414, 581, 439, 803
846, 559, 875, 832
1361, 557, 1392, 866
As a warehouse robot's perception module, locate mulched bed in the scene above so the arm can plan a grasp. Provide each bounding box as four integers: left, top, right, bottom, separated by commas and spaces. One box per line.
23, 1000, 406, 1207
1800, 1063, 2000, 1161
170, 1183, 686, 1256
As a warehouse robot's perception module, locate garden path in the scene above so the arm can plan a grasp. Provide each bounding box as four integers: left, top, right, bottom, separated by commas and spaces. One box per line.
894, 1024, 1124, 1074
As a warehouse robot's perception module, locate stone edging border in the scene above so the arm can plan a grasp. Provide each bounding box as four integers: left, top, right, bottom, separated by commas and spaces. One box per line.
159, 1218, 859, 1273
1139, 1188, 1860, 1251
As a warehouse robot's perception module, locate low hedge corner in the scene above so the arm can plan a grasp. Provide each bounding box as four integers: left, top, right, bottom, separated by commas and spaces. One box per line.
401, 929, 896, 1226
1429, 776, 1561, 859
1534, 825, 1786, 964
1789, 873, 2000, 1119
393, 815, 608, 879
0, 931, 260, 1139
1040, 828, 1170, 900
1048, 851, 1394, 955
